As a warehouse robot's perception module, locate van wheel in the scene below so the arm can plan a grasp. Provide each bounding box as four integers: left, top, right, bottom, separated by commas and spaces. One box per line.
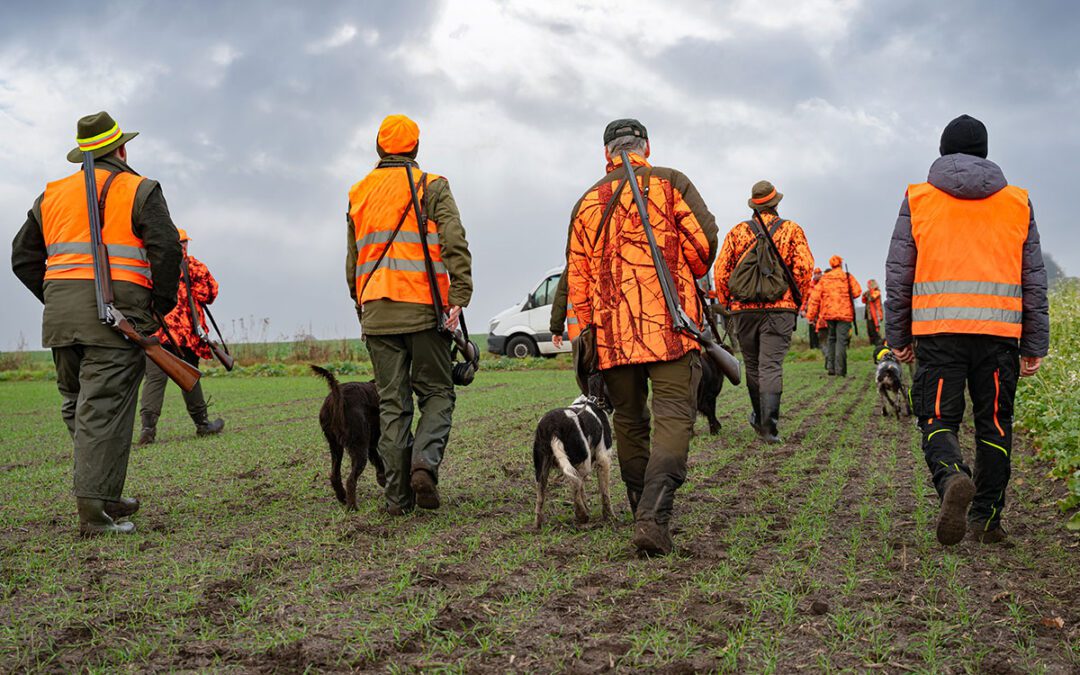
506, 335, 538, 358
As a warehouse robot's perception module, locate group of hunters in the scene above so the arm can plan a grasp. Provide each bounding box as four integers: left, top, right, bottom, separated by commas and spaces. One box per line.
11, 110, 1048, 555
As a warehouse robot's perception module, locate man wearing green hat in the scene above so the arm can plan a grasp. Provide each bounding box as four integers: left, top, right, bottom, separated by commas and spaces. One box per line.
11, 111, 183, 536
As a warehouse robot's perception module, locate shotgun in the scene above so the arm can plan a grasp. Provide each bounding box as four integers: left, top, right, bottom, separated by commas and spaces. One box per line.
845, 263, 859, 336
403, 163, 479, 385
620, 151, 741, 385
182, 260, 234, 371
82, 151, 201, 392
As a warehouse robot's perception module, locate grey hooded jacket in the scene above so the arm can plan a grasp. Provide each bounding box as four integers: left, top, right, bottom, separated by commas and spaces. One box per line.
885, 154, 1049, 357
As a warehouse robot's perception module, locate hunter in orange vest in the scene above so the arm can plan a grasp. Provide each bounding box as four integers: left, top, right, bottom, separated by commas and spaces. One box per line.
345, 114, 473, 516
862, 279, 884, 350
885, 114, 1049, 546
11, 111, 183, 536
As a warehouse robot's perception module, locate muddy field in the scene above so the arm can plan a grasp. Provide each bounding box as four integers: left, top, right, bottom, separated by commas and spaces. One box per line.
1, 355, 1077, 672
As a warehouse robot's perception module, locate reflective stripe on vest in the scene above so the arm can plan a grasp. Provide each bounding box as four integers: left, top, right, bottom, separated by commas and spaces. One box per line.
40, 169, 151, 289
567, 305, 581, 340
349, 166, 449, 306
908, 181, 1028, 339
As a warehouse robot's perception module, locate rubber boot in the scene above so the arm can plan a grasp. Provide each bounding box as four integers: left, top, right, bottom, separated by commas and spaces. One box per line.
747, 382, 763, 434
410, 469, 440, 510
192, 410, 225, 437
104, 497, 140, 520
77, 498, 136, 537
759, 393, 782, 444
137, 412, 157, 446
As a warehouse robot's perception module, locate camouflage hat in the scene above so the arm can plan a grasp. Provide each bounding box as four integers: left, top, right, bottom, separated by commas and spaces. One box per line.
67, 111, 138, 163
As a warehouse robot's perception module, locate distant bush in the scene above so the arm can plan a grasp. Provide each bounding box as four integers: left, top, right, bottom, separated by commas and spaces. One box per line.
1016, 279, 1080, 530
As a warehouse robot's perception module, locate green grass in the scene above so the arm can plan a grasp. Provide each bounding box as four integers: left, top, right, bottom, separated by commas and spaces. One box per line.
0, 348, 1076, 671
1016, 278, 1080, 529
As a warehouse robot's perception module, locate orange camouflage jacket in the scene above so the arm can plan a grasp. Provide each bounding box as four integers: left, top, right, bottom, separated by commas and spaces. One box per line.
863, 287, 883, 329
567, 153, 717, 369
808, 265, 862, 323
713, 211, 814, 314
154, 256, 219, 360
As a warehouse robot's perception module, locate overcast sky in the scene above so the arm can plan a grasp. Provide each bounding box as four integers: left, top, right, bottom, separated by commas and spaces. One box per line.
3, 1, 1077, 350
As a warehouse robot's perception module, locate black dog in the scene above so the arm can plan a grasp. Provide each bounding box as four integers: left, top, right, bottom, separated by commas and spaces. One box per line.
697, 354, 723, 434
533, 395, 614, 530
311, 365, 386, 510
874, 348, 911, 419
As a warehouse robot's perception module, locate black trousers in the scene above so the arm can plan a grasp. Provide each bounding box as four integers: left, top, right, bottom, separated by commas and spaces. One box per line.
912, 335, 1019, 531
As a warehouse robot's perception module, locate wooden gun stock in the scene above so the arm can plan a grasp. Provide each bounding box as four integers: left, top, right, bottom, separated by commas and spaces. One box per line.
206, 340, 235, 371
113, 315, 201, 392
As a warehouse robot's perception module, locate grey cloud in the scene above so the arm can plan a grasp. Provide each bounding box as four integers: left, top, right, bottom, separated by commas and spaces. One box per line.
3, 1, 1078, 351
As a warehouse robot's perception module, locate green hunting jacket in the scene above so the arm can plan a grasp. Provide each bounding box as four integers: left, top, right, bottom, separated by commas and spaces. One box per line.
346, 155, 473, 336
10, 155, 183, 348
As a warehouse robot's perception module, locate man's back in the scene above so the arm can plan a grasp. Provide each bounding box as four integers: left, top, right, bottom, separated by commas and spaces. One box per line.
566, 152, 716, 369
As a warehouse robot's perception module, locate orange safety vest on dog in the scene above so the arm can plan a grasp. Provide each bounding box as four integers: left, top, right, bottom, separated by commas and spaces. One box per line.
40, 169, 151, 288
908, 182, 1029, 339
350, 166, 448, 306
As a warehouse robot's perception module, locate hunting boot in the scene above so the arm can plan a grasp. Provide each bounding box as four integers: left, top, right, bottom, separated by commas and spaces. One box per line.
410, 469, 440, 510
759, 393, 782, 444
77, 498, 136, 536
968, 522, 1008, 544
136, 412, 157, 446
632, 482, 676, 556
936, 473, 975, 545
631, 519, 673, 557
103, 497, 140, 520
192, 410, 225, 437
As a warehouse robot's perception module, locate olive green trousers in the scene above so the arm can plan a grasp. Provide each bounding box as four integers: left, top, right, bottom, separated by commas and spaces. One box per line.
601, 352, 701, 525
366, 329, 455, 511
52, 344, 145, 500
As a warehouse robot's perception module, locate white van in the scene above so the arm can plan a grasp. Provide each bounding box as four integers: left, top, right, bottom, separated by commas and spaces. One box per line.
487, 266, 573, 358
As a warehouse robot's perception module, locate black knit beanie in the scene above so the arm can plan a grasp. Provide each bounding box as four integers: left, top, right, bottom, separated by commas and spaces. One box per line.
939, 114, 988, 158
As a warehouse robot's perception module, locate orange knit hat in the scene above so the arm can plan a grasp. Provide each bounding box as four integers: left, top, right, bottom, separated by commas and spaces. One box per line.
829, 255, 843, 268
377, 114, 419, 154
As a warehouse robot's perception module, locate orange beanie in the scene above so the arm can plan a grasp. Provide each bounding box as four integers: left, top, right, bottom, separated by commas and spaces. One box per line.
377, 114, 419, 154
829, 255, 843, 268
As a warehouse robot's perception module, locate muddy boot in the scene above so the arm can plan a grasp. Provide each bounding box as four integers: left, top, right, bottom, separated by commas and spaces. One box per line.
103, 497, 140, 520
968, 522, 1008, 544
137, 412, 157, 446
385, 504, 412, 516
193, 411, 225, 437
759, 393, 782, 444
631, 519, 673, 557
77, 498, 136, 537
936, 473, 975, 545
410, 469, 440, 510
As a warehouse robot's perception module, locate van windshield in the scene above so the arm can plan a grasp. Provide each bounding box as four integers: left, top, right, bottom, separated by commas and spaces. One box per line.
532, 274, 561, 307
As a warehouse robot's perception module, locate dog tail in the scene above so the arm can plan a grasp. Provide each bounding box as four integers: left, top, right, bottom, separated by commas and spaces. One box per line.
311, 364, 346, 437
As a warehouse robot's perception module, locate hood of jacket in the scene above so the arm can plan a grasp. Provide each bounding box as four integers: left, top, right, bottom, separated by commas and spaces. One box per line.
927, 153, 1008, 200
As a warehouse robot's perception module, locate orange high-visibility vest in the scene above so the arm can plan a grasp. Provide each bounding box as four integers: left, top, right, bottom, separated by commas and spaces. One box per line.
566, 303, 582, 340
40, 169, 151, 288
349, 166, 448, 306
908, 182, 1029, 339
